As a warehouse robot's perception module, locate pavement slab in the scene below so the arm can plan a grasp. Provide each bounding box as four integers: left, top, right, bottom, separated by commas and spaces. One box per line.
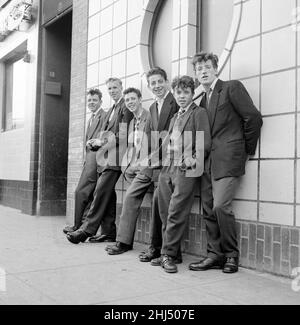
0, 205, 299, 305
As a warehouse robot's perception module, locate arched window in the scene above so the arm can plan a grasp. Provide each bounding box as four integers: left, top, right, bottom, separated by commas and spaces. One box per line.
150, 0, 173, 78
198, 0, 234, 56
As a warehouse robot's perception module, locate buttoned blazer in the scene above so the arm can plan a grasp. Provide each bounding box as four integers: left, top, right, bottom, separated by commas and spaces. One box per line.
155, 102, 211, 178
121, 108, 151, 175
96, 97, 133, 173
194, 79, 263, 180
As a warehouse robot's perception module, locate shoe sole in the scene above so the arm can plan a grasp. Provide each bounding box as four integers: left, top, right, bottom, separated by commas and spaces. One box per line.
189, 265, 223, 271
222, 269, 238, 274
163, 268, 178, 273
107, 250, 128, 255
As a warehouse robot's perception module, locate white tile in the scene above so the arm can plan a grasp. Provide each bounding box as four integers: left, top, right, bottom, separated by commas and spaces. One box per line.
260, 115, 295, 158
235, 161, 258, 200
87, 62, 99, 88
112, 24, 126, 54
259, 203, 294, 226
113, 0, 127, 27
262, 27, 296, 74
89, 0, 101, 16
298, 115, 300, 158
260, 160, 294, 203
112, 52, 126, 78
233, 201, 257, 221
180, 25, 197, 59
88, 13, 100, 40
126, 47, 140, 76
237, 0, 260, 40
101, 0, 113, 9
87, 38, 99, 64
125, 74, 141, 89
98, 57, 112, 85
261, 70, 296, 115
179, 58, 194, 76
298, 69, 300, 113
297, 160, 300, 203
172, 61, 180, 79
231, 37, 260, 79
100, 5, 113, 34
127, 18, 139, 48
262, 0, 296, 32
172, 28, 180, 61
99, 32, 112, 59
218, 59, 230, 81
242, 77, 260, 109
172, 0, 180, 29
127, 0, 143, 20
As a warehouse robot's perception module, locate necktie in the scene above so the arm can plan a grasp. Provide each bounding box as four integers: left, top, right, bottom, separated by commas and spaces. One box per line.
200, 92, 208, 109
134, 117, 141, 146
109, 104, 116, 122
177, 108, 186, 118
88, 113, 95, 129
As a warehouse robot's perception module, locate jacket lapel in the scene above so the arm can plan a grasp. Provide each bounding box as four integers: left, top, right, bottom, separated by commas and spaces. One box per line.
209, 79, 223, 130
175, 103, 196, 135
157, 92, 174, 131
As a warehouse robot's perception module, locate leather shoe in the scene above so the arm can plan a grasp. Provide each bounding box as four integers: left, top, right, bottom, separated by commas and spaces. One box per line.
223, 257, 239, 273
107, 242, 132, 255
66, 229, 90, 244
139, 247, 161, 262
63, 225, 77, 234
89, 234, 116, 243
151, 254, 183, 266
161, 255, 178, 273
189, 257, 224, 271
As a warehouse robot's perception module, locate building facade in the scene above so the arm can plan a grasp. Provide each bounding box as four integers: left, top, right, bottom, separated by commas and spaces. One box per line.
0, 0, 299, 277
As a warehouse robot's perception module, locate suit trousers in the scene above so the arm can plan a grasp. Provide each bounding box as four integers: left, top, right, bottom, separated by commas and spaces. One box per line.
74, 165, 116, 237
81, 169, 121, 236
201, 171, 240, 259
158, 164, 197, 257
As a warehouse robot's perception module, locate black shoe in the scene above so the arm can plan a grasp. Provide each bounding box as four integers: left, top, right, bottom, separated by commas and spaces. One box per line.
161, 255, 178, 273
89, 234, 116, 243
189, 257, 224, 271
66, 229, 90, 244
107, 242, 132, 255
151, 255, 182, 266
139, 247, 161, 262
63, 225, 77, 234
223, 257, 239, 273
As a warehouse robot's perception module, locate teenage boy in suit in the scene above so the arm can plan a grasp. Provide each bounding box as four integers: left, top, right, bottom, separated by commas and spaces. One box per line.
189, 52, 263, 273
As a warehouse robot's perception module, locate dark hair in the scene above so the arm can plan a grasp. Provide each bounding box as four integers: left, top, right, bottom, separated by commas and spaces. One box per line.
105, 77, 123, 87
146, 67, 168, 83
192, 52, 219, 70
123, 87, 142, 98
87, 88, 102, 100
171, 76, 195, 94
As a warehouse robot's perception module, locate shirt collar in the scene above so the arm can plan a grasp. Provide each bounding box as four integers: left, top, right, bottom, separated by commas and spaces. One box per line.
209, 78, 219, 93
178, 102, 193, 115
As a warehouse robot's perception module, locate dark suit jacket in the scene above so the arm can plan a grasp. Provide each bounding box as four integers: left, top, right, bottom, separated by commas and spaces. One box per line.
157, 103, 211, 177
149, 91, 179, 133
121, 108, 151, 175
141, 92, 179, 180
84, 108, 105, 172
96, 97, 133, 173
195, 79, 263, 180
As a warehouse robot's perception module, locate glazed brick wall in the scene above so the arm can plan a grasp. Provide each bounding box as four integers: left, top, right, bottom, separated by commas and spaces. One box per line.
66, 0, 89, 222
116, 205, 300, 278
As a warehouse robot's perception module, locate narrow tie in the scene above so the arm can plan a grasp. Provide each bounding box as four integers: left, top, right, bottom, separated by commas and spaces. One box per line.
200, 92, 208, 110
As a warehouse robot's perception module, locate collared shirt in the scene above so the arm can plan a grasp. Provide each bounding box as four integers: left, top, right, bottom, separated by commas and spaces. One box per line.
207, 77, 219, 103
109, 97, 122, 122
133, 110, 143, 147
156, 91, 169, 116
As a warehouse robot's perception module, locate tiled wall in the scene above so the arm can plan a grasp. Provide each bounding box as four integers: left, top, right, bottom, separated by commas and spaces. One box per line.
67, 0, 300, 276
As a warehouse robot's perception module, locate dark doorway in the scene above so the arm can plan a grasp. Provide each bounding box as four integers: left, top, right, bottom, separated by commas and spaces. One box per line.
38, 11, 72, 215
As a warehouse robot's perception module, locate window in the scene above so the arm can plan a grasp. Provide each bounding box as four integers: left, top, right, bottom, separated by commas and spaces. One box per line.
198, 0, 234, 56
1, 44, 28, 132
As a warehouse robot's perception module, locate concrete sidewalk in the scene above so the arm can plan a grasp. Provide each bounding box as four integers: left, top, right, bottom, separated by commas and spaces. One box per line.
0, 205, 299, 305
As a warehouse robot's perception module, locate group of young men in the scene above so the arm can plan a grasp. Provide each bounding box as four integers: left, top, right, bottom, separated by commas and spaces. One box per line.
63, 51, 263, 274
